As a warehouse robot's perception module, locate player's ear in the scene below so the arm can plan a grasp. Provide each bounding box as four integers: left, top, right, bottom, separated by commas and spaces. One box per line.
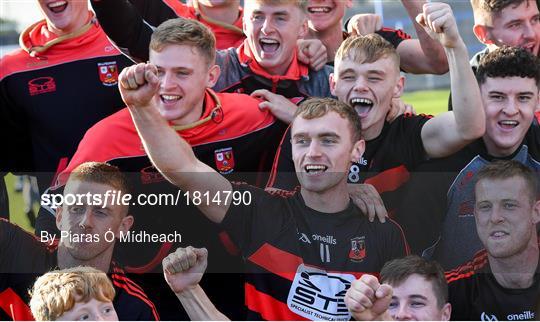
298, 16, 308, 39
329, 73, 337, 96
473, 24, 493, 45
441, 303, 452, 321
393, 75, 405, 98
119, 215, 134, 236
206, 64, 221, 88
532, 199, 540, 225
351, 139, 366, 163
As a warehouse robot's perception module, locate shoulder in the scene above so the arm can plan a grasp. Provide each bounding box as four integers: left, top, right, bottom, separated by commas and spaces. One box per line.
446, 249, 489, 285
0, 48, 33, 80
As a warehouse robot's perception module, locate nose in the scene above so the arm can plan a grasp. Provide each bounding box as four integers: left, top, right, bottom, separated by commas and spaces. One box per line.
502, 97, 519, 116
306, 141, 322, 158
78, 208, 94, 230
394, 305, 413, 321
159, 71, 176, 90
489, 205, 505, 224
261, 18, 275, 35
353, 77, 369, 93
522, 21, 535, 40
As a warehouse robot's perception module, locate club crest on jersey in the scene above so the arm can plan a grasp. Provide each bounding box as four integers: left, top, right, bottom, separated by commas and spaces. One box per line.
349, 236, 366, 262
214, 147, 235, 174
28, 76, 56, 96
140, 166, 166, 184
97, 61, 119, 86
287, 264, 354, 321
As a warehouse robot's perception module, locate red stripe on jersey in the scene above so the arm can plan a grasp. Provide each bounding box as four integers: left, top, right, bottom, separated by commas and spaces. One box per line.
266, 125, 292, 188
248, 243, 303, 281
388, 217, 411, 255
535, 111, 540, 123
161, 0, 194, 18
125, 241, 174, 273
111, 279, 160, 320
219, 231, 241, 256
244, 282, 307, 321
365, 165, 410, 194
0, 288, 34, 321
445, 250, 488, 283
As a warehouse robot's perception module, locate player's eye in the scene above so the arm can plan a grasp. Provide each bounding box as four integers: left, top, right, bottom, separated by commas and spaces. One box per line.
411, 301, 426, 308
69, 206, 85, 215
518, 95, 532, 102
388, 301, 398, 309
78, 314, 90, 321
503, 202, 517, 209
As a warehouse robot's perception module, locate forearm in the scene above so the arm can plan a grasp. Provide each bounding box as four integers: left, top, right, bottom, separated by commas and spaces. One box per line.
176, 285, 230, 321
446, 42, 485, 139
401, 0, 448, 73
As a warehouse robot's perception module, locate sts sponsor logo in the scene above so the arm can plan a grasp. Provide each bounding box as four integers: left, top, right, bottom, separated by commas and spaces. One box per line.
287, 264, 354, 321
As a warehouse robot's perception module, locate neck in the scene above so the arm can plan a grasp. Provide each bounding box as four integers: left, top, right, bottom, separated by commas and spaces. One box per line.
362, 119, 387, 141
300, 182, 350, 213
489, 240, 539, 289
57, 245, 112, 273
483, 135, 521, 158
307, 23, 344, 63
46, 11, 91, 37
170, 97, 205, 126
196, 1, 240, 25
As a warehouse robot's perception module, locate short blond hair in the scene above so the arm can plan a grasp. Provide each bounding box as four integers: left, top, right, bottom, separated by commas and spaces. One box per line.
335, 34, 400, 72
29, 266, 115, 321
294, 97, 362, 142
248, 0, 308, 13
150, 18, 216, 66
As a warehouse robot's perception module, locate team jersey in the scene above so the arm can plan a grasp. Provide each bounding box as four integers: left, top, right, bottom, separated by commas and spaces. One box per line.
267, 114, 430, 216
0, 219, 158, 321
446, 249, 540, 321
0, 15, 133, 192
38, 90, 282, 319
91, 0, 244, 62
222, 183, 409, 320
401, 125, 540, 268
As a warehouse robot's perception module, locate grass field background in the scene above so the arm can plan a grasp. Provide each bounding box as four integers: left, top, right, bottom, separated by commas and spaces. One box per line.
6, 89, 450, 234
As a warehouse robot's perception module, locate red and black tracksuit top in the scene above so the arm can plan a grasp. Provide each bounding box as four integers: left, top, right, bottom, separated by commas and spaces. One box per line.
0, 14, 133, 192
0, 219, 159, 321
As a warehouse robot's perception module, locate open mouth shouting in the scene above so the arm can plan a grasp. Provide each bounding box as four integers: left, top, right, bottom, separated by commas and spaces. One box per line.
489, 230, 509, 240
160, 94, 182, 105
259, 38, 280, 55
47, 0, 68, 13
308, 6, 332, 14
350, 97, 374, 118
497, 120, 519, 131
304, 164, 328, 175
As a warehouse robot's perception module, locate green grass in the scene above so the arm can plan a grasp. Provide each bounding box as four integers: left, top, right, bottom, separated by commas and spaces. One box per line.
402, 89, 449, 116
5, 89, 450, 233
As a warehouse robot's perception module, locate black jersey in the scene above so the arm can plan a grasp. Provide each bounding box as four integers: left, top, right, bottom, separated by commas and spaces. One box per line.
447, 250, 540, 321
0, 219, 158, 321
222, 183, 408, 320
400, 125, 540, 266
0, 17, 133, 193
267, 114, 430, 216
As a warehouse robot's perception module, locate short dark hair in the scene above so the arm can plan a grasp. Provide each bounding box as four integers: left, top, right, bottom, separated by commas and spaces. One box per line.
470, 0, 535, 24
476, 46, 540, 87
380, 255, 448, 309
476, 160, 539, 203
294, 97, 363, 142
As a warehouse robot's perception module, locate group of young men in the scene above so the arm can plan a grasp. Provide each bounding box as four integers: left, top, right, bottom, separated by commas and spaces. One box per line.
0, 0, 539, 320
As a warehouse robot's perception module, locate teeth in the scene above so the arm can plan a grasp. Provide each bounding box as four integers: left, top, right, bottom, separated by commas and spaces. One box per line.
350, 98, 373, 105
305, 165, 327, 172
48, 1, 67, 8
499, 120, 518, 126
491, 231, 507, 237
308, 7, 331, 13
260, 39, 279, 44
161, 95, 181, 101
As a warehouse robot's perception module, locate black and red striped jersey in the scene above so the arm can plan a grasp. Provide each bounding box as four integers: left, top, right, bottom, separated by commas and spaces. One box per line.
221, 183, 409, 320
0, 15, 133, 192
446, 250, 540, 321
267, 114, 430, 216
0, 219, 158, 321
38, 90, 283, 319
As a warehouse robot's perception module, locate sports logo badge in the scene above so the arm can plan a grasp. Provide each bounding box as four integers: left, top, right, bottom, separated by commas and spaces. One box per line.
349, 236, 366, 262
140, 166, 166, 184
287, 264, 354, 321
97, 61, 119, 86
214, 147, 235, 174
28, 76, 56, 96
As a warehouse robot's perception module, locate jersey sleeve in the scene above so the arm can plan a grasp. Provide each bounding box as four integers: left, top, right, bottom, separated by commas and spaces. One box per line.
265, 127, 300, 191
392, 114, 431, 169
220, 184, 292, 256
375, 27, 411, 49
91, 0, 157, 62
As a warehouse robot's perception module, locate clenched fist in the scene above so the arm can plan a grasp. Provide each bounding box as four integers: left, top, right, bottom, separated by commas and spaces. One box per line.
163, 246, 208, 294
118, 62, 160, 108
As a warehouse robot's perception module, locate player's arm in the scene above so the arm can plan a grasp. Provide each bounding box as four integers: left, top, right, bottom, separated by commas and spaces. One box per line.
119, 63, 232, 223
345, 274, 394, 321
419, 3, 485, 158
396, 0, 449, 75
163, 247, 230, 321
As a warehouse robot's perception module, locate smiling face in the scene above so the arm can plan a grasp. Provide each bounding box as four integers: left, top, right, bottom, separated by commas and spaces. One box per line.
291, 111, 364, 193
330, 56, 403, 140
149, 44, 220, 125
475, 176, 540, 259
476, 0, 540, 55
55, 179, 132, 262
37, 0, 89, 36
307, 0, 352, 32
243, 1, 308, 75
481, 76, 538, 157
388, 274, 451, 321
